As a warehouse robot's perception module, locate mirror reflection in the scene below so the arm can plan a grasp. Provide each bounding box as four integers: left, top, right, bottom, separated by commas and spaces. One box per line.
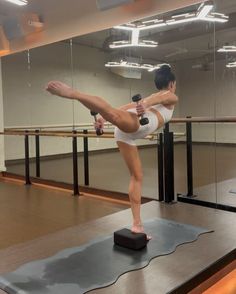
1, 0, 236, 211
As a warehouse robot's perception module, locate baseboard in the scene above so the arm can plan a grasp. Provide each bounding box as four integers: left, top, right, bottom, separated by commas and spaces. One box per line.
177, 194, 236, 213
1, 172, 154, 204
0, 165, 6, 172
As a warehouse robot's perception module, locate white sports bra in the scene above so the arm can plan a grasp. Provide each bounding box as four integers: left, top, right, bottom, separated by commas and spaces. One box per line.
151, 104, 174, 123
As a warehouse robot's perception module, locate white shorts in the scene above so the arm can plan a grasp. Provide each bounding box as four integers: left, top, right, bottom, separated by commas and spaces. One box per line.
114, 109, 158, 146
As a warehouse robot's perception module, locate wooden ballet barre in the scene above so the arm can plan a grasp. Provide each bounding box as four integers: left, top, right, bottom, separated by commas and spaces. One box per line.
146, 132, 185, 140
6, 116, 236, 133
1, 130, 115, 138
1, 130, 185, 140
5, 122, 113, 131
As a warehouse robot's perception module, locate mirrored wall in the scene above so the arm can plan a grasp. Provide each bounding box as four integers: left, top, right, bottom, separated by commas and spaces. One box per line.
1, 0, 236, 210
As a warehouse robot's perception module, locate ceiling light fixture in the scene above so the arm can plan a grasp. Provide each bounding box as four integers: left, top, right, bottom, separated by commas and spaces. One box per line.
105, 60, 169, 72
197, 3, 214, 19
218, 46, 236, 52
109, 40, 158, 48
166, 13, 198, 26
132, 28, 140, 45
113, 24, 136, 31
4, 0, 28, 6
138, 19, 167, 30
226, 61, 236, 68
110, 3, 228, 49
109, 26, 158, 48
167, 5, 228, 25
203, 12, 229, 23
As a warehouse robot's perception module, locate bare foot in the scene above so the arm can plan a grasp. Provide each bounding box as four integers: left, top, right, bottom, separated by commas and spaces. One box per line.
131, 224, 152, 240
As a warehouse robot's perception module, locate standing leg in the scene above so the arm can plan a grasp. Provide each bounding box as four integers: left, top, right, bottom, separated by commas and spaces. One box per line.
117, 141, 150, 236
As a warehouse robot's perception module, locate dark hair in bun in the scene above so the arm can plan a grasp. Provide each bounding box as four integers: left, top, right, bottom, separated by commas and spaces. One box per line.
154, 64, 176, 90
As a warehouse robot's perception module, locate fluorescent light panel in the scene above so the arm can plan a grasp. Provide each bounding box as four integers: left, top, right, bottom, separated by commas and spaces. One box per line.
166, 16, 198, 25
218, 46, 236, 52
131, 29, 140, 45
113, 25, 136, 31
113, 3, 228, 31
4, 0, 28, 6
139, 19, 166, 30
203, 13, 229, 23
105, 60, 169, 72
197, 4, 213, 18
226, 61, 236, 68
109, 40, 158, 48
110, 3, 229, 49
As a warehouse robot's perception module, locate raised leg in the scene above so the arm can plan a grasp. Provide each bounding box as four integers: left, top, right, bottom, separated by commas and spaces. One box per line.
46, 81, 139, 133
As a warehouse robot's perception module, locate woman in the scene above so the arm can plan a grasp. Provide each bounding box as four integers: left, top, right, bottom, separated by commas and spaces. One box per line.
46, 65, 178, 239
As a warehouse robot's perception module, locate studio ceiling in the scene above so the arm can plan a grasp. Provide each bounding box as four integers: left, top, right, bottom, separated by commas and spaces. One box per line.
73, 0, 236, 64
0, 0, 204, 56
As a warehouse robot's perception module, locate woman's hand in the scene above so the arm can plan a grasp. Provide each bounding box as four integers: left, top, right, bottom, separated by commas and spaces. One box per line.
169, 81, 176, 93
94, 116, 106, 132
46, 81, 75, 99
136, 100, 147, 116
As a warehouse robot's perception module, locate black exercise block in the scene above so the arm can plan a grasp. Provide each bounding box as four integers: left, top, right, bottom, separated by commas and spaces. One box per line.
114, 228, 148, 250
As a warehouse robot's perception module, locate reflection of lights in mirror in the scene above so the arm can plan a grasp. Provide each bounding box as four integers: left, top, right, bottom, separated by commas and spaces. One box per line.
109, 40, 158, 48
218, 46, 236, 52
0, 26, 10, 56
109, 2, 229, 49
3, 0, 28, 6
105, 61, 170, 72
110, 26, 158, 49
226, 61, 236, 68
204, 12, 229, 23
106, 1, 232, 72
217, 45, 236, 68
197, 3, 214, 19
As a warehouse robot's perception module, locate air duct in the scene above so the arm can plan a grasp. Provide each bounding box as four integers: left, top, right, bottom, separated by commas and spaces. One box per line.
96, 0, 135, 11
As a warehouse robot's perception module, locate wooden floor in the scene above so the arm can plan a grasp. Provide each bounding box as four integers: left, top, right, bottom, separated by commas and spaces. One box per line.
0, 180, 129, 249
203, 269, 236, 294
194, 178, 236, 207
0, 186, 235, 294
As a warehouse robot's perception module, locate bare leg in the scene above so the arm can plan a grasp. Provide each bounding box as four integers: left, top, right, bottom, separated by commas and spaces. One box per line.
117, 141, 151, 240
46, 81, 139, 133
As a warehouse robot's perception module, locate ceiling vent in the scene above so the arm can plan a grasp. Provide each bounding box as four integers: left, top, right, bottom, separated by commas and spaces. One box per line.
96, 0, 135, 11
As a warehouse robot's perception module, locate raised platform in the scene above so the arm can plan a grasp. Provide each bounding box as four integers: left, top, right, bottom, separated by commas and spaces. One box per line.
0, 201, 235, 294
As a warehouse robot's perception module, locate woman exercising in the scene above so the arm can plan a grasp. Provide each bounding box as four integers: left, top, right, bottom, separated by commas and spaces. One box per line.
46, 65, 178, 239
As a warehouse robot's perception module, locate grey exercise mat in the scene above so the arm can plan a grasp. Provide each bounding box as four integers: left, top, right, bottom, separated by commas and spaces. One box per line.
0, 218, 213, 294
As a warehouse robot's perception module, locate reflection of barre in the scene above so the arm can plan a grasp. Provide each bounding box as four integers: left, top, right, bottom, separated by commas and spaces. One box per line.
1, 130, 185, 140
1, 131, 114, 138
5, 122, 114, 131
146, 132, 185, 141
6, 116, 236, 131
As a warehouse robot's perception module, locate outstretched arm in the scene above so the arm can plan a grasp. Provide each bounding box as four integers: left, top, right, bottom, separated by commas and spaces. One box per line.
118, 102, 136, 111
